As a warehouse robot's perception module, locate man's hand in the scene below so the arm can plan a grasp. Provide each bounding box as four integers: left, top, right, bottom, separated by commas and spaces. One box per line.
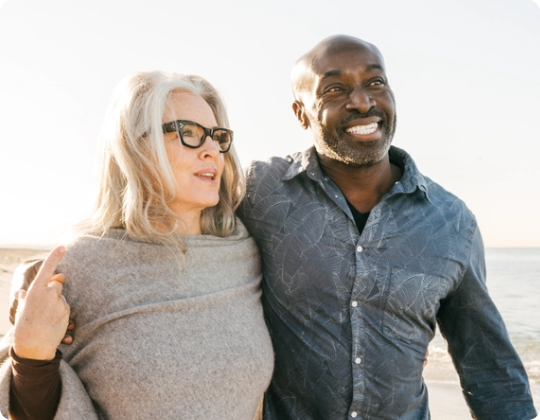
12, 246, 70, 360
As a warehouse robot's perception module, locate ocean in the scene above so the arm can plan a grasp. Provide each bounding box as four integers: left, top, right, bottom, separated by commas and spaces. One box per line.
426, 247, 540, 412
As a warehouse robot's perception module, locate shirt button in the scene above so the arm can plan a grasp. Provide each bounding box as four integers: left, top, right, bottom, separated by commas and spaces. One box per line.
351, 412, 358, 418
351, 301, 358, 308
355, 357, 362, 364
356, 245, 363, 253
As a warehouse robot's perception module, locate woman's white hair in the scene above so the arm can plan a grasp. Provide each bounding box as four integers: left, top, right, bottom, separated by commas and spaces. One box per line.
81, 71, 245, 251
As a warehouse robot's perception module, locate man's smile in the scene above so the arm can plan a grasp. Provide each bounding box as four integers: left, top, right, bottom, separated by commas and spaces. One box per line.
345, 122, 379, 136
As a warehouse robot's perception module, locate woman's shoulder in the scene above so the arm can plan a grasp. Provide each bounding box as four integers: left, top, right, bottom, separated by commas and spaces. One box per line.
59, 229, 166, 274
183, 218, 260, 269
230, 217, 250, 240
62, 230, 124, 259
187, 217, 253, 247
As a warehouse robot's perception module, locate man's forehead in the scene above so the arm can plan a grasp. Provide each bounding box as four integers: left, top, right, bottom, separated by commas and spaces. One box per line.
311, 44, 386, 77
291, 35, 386, 98
318, 64, 385, 81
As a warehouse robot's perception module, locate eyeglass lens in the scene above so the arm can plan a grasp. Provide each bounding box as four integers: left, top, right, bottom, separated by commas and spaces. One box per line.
180, 123, 231, 152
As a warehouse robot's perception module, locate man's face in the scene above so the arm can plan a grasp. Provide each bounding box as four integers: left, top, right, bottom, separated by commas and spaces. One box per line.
297, 43, 396, 167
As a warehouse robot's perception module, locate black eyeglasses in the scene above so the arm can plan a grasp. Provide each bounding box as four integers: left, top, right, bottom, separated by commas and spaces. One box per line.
162, 120, 233, 153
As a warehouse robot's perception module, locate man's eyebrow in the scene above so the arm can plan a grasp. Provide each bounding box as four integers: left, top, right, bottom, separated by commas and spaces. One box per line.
366, 64, 384, 72
321, 70, 342, 79
321, 64, 385, 80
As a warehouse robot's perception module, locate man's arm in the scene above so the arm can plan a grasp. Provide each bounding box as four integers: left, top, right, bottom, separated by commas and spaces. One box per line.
437, 226, 536, 419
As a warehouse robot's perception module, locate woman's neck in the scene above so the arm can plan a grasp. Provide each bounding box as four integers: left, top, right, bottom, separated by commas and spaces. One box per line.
173, 208, 203, 235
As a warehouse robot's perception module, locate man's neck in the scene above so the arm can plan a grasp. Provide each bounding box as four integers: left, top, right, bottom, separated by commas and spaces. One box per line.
318, 153, 402, 213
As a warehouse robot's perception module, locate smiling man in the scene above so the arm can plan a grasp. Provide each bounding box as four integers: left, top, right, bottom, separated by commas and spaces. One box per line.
3, 35, 537, 420
238, 35, 536, 419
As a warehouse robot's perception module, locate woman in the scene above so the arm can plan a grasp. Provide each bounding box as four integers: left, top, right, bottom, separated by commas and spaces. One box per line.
0, 71, 274, 419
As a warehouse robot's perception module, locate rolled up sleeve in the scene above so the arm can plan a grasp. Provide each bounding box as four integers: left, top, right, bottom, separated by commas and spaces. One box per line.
437, 226, 537, 419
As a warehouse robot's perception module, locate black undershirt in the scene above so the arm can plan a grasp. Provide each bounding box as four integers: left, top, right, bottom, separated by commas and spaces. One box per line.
344, 158, 403, 235
346, 200, 370, 235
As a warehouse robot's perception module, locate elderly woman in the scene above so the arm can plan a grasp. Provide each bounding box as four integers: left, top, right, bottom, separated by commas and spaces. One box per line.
0, 72, 274, 420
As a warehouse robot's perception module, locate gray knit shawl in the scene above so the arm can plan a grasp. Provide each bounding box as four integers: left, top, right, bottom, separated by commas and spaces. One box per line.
0, 219, 274, 420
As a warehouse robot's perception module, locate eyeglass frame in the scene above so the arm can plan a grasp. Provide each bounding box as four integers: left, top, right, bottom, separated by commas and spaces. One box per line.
161, 120, 233, 153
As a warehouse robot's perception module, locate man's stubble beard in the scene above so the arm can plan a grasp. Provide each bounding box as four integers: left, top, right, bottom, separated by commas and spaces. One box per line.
313, 117, 396, 168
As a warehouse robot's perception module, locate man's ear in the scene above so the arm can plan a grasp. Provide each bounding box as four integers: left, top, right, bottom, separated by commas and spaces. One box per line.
292, 101, 309, 130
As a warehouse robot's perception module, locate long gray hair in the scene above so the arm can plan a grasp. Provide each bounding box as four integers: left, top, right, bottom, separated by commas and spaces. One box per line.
81, 71, 244, 251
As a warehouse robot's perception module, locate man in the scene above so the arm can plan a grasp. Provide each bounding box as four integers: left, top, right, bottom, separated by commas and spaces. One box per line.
5, 35, 537, 420
236, 35, 536, 419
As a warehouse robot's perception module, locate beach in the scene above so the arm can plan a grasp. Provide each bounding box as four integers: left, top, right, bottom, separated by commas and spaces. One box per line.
0, 247, 538, 418
0, 248, 50, 338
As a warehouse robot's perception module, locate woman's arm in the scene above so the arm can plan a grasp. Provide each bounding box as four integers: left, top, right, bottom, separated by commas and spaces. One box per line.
7, 246, 69, 419
10, 348, 61, 420
0, 330, 98, 420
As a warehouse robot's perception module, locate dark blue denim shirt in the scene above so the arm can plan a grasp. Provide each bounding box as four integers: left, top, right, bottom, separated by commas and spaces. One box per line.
238, 146, 536, 420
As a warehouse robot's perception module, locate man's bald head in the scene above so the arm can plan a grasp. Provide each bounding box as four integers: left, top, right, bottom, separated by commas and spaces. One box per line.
291, 35, 384, 102
290, 35, 396, 168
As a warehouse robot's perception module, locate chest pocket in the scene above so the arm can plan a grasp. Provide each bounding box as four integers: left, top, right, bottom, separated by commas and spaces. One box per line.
382, 269, 448, 344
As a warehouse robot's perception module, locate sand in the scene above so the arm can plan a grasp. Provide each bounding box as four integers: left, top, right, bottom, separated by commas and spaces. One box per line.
0, 248, 536, 419
0, 248, 49, 337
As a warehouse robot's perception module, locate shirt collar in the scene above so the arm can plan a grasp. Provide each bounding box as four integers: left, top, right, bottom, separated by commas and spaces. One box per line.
282, 147, 321, 181
388, 146, 430, 200
282, 145, 431, 201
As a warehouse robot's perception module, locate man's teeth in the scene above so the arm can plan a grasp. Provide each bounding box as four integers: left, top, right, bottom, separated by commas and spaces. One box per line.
346, 122, 378, 135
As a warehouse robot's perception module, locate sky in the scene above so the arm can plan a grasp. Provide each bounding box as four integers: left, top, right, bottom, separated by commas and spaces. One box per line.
0, 0, 539, 248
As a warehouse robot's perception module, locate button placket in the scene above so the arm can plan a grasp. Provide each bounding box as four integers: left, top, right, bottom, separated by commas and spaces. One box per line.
350, 234, 366, 418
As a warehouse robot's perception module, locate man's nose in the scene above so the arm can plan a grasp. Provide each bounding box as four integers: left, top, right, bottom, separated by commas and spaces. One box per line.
346, 86, 375, 114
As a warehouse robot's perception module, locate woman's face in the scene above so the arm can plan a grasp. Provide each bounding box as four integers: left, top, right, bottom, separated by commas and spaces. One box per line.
162, 91, 225, 225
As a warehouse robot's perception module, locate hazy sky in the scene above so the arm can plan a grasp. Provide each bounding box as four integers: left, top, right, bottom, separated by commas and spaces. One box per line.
1, 0, 539, 248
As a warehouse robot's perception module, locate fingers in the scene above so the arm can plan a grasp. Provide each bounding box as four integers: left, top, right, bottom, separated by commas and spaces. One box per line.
61, 335, 73, 344
67, 319, 75, 330
47, 273, 66, 295
29, 245, 66, 290
61, 319, 75, 345
14, 289, 27, 302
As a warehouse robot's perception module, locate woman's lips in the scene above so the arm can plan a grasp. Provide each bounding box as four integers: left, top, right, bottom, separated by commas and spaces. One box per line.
193, 169, 218, 182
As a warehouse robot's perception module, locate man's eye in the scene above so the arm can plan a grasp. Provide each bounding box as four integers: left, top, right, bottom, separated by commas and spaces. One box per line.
326, 86, 343, 93
370, 79, 385, 87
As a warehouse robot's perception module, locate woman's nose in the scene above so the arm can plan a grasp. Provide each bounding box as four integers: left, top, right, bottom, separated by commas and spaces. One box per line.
199, 135, 221, 157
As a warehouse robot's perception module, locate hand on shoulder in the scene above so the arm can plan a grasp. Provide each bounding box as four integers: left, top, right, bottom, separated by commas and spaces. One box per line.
12, 246, 72, 361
